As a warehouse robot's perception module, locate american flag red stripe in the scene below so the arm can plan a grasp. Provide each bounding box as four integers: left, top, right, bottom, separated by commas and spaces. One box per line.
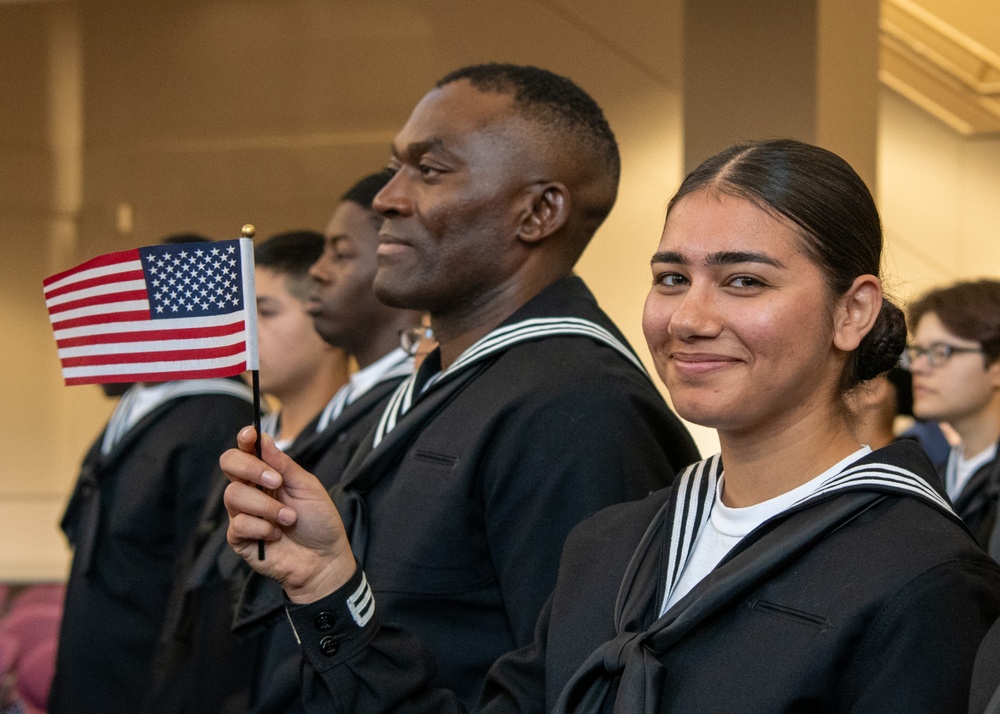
43, 239, 259, 385
59, 342, 247, 368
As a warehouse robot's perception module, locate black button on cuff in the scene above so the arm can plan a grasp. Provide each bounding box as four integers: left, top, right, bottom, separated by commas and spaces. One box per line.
314, 610, 334, 631
319, 635, 338, 657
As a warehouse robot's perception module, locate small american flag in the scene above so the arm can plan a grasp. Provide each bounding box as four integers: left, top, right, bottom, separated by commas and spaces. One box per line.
43, 238, 259, 385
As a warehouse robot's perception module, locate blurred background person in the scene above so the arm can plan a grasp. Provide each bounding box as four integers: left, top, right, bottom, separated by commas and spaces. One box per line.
905, 279, 1000, 549
254, 230, 350, 447
847, 366, 912, 450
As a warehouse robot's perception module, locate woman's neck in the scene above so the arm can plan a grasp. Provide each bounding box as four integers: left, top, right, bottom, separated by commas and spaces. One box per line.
718, 406, 861, 508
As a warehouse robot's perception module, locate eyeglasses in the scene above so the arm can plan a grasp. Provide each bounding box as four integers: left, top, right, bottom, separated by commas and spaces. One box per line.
900, 342, 984, 370
399, 326, 435, 356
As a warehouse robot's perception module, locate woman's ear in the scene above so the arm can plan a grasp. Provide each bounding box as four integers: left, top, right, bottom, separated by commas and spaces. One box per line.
833, 275, 882, 352
517, 182, 570, 245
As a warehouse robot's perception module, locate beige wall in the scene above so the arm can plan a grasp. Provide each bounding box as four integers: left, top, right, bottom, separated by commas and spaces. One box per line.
0, 0, 693, 580
879, 87, 1000, 303
2, 0, 998, 580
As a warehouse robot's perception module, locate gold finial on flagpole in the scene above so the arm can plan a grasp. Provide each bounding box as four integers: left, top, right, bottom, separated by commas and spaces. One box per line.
241, 224, 256, 239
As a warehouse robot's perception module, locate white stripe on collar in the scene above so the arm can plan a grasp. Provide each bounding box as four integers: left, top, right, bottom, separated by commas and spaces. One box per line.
372, 316, 646, 449
101, 378, 253, 455
661, 451, 955, 608
316, 348, 413, 433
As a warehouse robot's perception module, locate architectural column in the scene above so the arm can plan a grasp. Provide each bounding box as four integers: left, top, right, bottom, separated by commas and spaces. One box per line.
682, 0, 880, 189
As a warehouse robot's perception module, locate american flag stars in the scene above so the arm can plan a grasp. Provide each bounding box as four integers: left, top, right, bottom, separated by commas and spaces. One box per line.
140, 241, 244, 319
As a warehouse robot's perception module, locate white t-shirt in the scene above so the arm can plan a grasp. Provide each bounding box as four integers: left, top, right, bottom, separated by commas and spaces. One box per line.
660, 447, 871, 616
314, 348, 414, 434
945, 442, 998, 501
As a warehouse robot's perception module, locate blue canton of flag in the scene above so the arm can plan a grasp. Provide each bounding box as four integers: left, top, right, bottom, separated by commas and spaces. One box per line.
140, 239, 245, 319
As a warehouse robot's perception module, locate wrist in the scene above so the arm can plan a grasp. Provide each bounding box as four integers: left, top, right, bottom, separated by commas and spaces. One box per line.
285, 551, 358, 604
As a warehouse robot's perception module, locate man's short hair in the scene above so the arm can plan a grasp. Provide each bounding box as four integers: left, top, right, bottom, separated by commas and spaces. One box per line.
437, 63, 620, 184
341, 171, 393, 210
255, 230, 324, 302
908, 279, 1000, 364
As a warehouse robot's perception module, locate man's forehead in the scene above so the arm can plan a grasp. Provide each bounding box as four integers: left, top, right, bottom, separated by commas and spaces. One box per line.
393, 81, 517, 150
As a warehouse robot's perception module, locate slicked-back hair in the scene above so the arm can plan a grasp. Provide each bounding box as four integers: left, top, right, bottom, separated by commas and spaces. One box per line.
255, 230, 324, 302
437, 63, 620, 184
908, 280, 1000, 364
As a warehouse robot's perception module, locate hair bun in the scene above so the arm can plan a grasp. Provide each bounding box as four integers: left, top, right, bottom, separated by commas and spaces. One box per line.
854, 299, 906, 383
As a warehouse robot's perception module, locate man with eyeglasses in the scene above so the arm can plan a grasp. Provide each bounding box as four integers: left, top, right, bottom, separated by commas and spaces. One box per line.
904, 279, 1000, 550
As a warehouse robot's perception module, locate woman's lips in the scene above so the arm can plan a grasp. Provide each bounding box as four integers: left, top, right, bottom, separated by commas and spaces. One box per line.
670, 352, 740, 376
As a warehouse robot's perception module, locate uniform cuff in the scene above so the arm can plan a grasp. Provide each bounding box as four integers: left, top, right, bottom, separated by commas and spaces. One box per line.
285, 568, 377, 672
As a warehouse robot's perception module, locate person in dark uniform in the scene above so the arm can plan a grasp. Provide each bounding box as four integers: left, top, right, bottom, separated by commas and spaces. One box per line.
226, 140, 1000, 713
221, 63, 699, 710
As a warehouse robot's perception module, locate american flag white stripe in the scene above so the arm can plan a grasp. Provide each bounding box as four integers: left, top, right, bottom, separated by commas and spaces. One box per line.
62, 354, 252, 382
43, 253, 143, 294
44, 278, 148, 308
57, 332, 247, 358
52, 312, 247, 342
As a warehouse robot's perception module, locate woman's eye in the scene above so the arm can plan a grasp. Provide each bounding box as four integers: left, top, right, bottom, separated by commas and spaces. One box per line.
729, 276, 762, 288
656, 273, 687, 287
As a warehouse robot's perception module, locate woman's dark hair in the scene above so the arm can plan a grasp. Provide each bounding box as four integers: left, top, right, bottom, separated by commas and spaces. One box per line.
668, 139, 905, 392
908, 280, 1000, 365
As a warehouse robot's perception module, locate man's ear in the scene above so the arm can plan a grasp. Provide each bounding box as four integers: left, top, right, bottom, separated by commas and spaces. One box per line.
517, 182, 570, 245
833, 274, 882, 352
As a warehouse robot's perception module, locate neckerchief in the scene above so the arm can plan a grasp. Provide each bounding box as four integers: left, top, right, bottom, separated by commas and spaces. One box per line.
553, 444, 959, 713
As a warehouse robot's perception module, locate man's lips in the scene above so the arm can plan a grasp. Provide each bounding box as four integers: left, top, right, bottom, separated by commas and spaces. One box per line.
305, 294, 324, 316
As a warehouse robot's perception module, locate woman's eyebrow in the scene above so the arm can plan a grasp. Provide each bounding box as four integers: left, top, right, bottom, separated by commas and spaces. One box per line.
707, 250, 786, 268
650, 250, 785, 269
650, 250, 685, 265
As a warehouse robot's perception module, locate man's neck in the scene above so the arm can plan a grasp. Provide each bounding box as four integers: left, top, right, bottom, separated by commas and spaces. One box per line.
432, 273, 563, 369
952, 408, 1000, 459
